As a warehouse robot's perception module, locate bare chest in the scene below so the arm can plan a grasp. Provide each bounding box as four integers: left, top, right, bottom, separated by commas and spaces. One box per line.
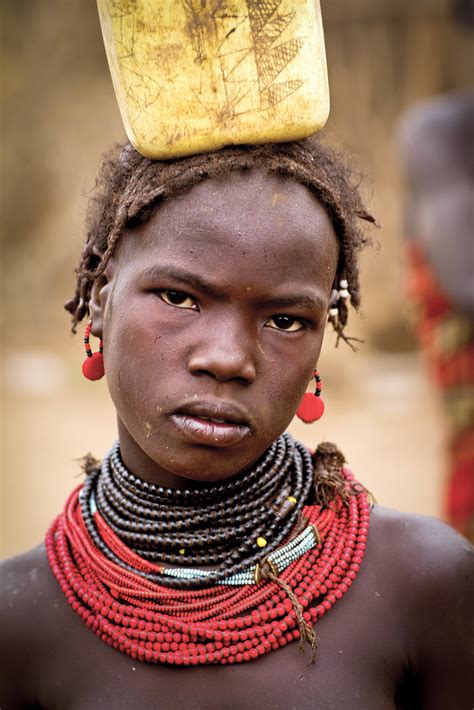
35, 591, 405, 710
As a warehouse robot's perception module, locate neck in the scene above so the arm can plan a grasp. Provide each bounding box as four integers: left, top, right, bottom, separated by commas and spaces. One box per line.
116, 416, 263, 490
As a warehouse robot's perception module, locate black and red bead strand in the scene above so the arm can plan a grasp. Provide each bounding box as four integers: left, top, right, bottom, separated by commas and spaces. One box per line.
46, 468, 370, 666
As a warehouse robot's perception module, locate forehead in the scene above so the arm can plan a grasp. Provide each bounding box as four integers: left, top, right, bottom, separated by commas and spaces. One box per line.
116, 169, 338, 287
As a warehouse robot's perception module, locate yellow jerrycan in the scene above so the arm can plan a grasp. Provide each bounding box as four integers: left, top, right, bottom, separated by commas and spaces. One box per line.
97, 0, 330, 159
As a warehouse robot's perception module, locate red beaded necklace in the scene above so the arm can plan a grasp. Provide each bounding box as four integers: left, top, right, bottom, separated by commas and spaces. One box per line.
46, 465, 370, 666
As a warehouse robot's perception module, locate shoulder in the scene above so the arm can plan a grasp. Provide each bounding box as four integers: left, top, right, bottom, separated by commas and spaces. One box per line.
365, 508, 474, 707
367, 505, 473, 581
0, 544, 61, 706
368, 503, 473, 551
0, 543, 57, 611
0, 543, 67, 644
366, 505, 473, 604
0, 543, 56, 631
367, 506, 473, 658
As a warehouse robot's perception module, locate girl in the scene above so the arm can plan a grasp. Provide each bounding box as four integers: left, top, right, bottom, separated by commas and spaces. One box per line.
1, 140, 472, 709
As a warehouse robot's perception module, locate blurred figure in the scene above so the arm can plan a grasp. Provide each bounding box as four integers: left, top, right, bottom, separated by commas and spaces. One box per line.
398, 92, 474, 541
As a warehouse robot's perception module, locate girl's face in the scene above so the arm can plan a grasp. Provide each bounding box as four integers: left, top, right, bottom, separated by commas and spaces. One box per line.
92, 169, 339, 485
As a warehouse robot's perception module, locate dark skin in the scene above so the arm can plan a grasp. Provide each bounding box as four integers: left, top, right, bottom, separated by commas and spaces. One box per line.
93, 170, 337, 487
1, 171, 473, 710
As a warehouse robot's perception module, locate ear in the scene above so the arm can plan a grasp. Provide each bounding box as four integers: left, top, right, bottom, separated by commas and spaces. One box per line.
89, 260, 116, 339
89, 277, 106, 339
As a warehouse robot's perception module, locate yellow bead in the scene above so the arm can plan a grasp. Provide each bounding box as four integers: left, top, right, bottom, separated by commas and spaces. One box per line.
256, 537, 267, 548
287, 496, 297, 505
179, 548, 185, 555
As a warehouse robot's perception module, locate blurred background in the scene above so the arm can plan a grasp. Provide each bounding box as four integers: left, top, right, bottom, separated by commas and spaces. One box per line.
1, 0, 473, 557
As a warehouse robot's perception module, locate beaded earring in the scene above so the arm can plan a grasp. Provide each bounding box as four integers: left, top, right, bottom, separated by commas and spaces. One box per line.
82, 320, 105, 381
296, 370, 324, 423
328, 278, 350, 323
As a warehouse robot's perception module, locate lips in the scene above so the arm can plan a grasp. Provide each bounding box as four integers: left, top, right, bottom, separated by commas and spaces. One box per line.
170, 401, 252, 447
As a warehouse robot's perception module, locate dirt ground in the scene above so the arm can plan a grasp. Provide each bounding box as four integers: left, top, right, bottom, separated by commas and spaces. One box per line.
1, 337, 446, 559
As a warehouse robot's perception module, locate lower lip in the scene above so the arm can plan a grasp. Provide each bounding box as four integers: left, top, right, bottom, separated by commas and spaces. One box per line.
170, 414, 250, 447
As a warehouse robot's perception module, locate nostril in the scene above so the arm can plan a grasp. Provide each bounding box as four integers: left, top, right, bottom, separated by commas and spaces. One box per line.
192, 367, 215, 379
191, 367, 253, 385
188, 336, 257, 384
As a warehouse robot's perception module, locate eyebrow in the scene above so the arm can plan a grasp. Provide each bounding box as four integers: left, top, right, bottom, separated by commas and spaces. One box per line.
140, 265, 223, 299
258, 294, 325, 311
140, 264, 325, 311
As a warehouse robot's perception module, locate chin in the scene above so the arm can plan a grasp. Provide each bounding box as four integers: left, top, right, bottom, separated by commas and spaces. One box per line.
119, 409, 291, 485
162, 444, 263, 483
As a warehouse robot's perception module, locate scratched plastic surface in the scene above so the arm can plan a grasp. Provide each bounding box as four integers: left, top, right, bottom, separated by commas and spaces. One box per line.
97, 0, 330, 160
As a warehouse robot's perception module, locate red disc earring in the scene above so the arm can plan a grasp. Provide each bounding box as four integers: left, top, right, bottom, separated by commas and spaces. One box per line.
296, 370, 325, 423
82, 320, 105, 381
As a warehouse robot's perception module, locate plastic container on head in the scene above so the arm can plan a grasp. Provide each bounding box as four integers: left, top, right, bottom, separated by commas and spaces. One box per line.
97, 0, 330, 160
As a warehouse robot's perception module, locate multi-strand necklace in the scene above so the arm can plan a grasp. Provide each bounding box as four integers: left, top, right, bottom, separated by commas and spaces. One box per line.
46, 435, 371, 666
82, 435, 313, 587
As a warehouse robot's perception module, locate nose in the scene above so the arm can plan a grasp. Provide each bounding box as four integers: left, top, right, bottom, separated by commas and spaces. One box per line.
188, 317, 257, 384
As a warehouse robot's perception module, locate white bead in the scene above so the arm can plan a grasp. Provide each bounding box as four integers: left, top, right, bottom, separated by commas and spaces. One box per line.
163, 524, 319, 586
339, 279, 348, 289
339, 289, 350, 299
329, 307, 339, 317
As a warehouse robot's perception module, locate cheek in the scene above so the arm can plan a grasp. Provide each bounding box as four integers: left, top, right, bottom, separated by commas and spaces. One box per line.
271, 364, 314, 411
259, 335, 324, 429
102, 299, 175, 410
105, 286, 173, 360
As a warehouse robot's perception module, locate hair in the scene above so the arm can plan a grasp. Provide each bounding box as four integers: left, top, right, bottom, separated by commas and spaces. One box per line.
65, 139, 375, 345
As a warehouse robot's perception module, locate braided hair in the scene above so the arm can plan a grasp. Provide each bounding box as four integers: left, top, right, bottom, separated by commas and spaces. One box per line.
66, 139, 375, 343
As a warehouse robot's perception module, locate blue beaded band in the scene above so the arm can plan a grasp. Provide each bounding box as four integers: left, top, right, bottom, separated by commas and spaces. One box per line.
162, 524, 319, 586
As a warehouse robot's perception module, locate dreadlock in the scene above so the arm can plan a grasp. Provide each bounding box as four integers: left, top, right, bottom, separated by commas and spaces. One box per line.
65, 139, 375, 342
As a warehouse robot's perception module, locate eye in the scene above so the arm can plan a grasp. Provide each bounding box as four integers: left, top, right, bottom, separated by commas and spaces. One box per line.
157, 290, 197, 310
265, 315, 305, 332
